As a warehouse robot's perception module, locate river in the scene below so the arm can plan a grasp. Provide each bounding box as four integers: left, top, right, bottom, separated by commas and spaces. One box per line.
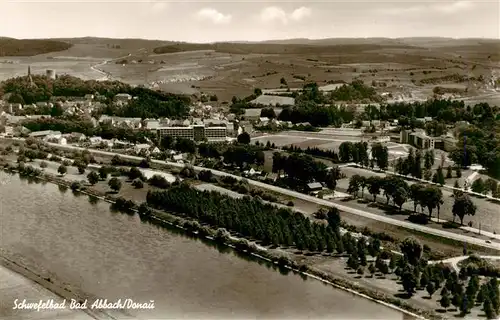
0, 171, 410, 320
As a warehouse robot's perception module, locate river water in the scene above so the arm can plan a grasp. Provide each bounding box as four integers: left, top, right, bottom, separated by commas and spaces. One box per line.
0, 171, 409, 320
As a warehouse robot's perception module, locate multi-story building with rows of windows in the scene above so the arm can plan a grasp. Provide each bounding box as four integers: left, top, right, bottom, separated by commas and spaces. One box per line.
156, 125, 228, 141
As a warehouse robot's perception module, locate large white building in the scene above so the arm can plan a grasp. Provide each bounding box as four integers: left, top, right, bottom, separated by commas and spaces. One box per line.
156, 125, 228, 141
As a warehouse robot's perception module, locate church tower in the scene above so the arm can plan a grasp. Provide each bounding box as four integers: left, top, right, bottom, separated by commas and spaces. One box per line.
27, 66, 36, 87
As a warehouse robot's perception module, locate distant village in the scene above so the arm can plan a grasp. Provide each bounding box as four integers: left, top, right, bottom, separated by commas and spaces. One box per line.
0, 85, 301, 159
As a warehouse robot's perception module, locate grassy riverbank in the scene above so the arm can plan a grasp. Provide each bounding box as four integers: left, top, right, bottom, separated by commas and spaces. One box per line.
1, 163, 443, 320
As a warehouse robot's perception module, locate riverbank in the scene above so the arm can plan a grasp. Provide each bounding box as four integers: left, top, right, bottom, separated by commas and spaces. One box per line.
0, 165, 439, 320
0, 262, 94, 320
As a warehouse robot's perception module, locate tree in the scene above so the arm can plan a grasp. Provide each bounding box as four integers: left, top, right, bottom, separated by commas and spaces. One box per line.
339, 142, 353, 163
161, 135, 174, 150
324, 166, 341, 190
484, 298, 496, 320
87, 171, 99, 185
368, 263, 376, 276
401, 269, 418, 296
452, 195, 477, 225
424, 150, 434, 170
128, 167, 143, 180
237, 132, 251, 144
486, 178, 498, 196
393, 186, 409, 211
446, 166, 453, 179
471, 178, 486, 194
371, 143, 389, 170
132, 179, 144, 189
400, 237, 422, 265
477, 284, 488, 305
70, 181, 81, 192
108, 177, 122, 192
436, 166, 445, 185
368, 238, 381, 257
420, 186, 443, 219
419, 271, 429, 288
409, 184, 423, 213
347, 254, 359, 269
453, 180, 463, 197
260, 107, 276, 119
347, 175, 362, 197
440, 285, 449, 297
459, 293, 470, 315
451, 293, 462, 310
57, 164, 67, 175
357, 266, 364, 276
40, 161, 48, 169
98, 167, 108, 180
426, 282, 436, 298
389, 254, 397, 270
379, 261, 389, 275
198, 169, 215, 182
367, 176, 382, 202
455, 167, 462, 178
359, 176, 367, 197
77, 164, 86, 174
440, 294, 451, 311
327, 207, 341, 231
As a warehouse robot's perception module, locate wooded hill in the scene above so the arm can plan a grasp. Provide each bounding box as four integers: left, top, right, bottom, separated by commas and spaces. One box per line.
0, 38, 72, 56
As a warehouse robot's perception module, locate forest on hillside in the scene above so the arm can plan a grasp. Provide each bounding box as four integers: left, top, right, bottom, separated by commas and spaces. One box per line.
0, 39, 72, 56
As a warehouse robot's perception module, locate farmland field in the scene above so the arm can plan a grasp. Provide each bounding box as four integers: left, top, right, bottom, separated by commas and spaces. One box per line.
0, 38, 498, 103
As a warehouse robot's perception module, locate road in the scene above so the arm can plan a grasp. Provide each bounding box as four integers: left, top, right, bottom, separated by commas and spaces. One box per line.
90, 52, 132, 81
430, 255, 500, 273
27, 141, 500, 252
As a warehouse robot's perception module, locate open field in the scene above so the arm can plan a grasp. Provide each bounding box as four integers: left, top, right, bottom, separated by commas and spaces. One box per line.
1, 37, 499, 103
253, 130, 393, 155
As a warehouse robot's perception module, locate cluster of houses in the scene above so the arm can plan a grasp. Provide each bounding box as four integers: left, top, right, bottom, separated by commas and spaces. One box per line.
0, 93, 108, 118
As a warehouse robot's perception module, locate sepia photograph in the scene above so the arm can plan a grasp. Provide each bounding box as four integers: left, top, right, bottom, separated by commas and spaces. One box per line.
0, 0, 499, 319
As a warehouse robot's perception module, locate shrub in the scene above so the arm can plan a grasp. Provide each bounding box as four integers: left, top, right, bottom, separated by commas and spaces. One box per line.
214, 228, 231, 243
408, 214, 429, 225
132, 179, 144, 189
198, 170, 215, 182
443, 221, 461, 229
148, 174, 170, 189
138, 203, 152, 217
70, 181, 82, 191
313, 209, 328, 220
287, 201, 294, 207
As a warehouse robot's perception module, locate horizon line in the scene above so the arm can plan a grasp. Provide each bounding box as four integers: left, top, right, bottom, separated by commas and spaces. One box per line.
1, 36, 499, 43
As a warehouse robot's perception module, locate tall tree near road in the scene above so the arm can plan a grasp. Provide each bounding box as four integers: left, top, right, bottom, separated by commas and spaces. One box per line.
452, 195, 477, 225
424, 150, 434, 171
420, 186, 443, 219
367, 176, 382, 202
371, 143, 389, 170
237, 132, 251, 144
409, 184, 424, 213
400, 237, 422, 265
393, 186, 409, 211
347, 175, 362, 198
